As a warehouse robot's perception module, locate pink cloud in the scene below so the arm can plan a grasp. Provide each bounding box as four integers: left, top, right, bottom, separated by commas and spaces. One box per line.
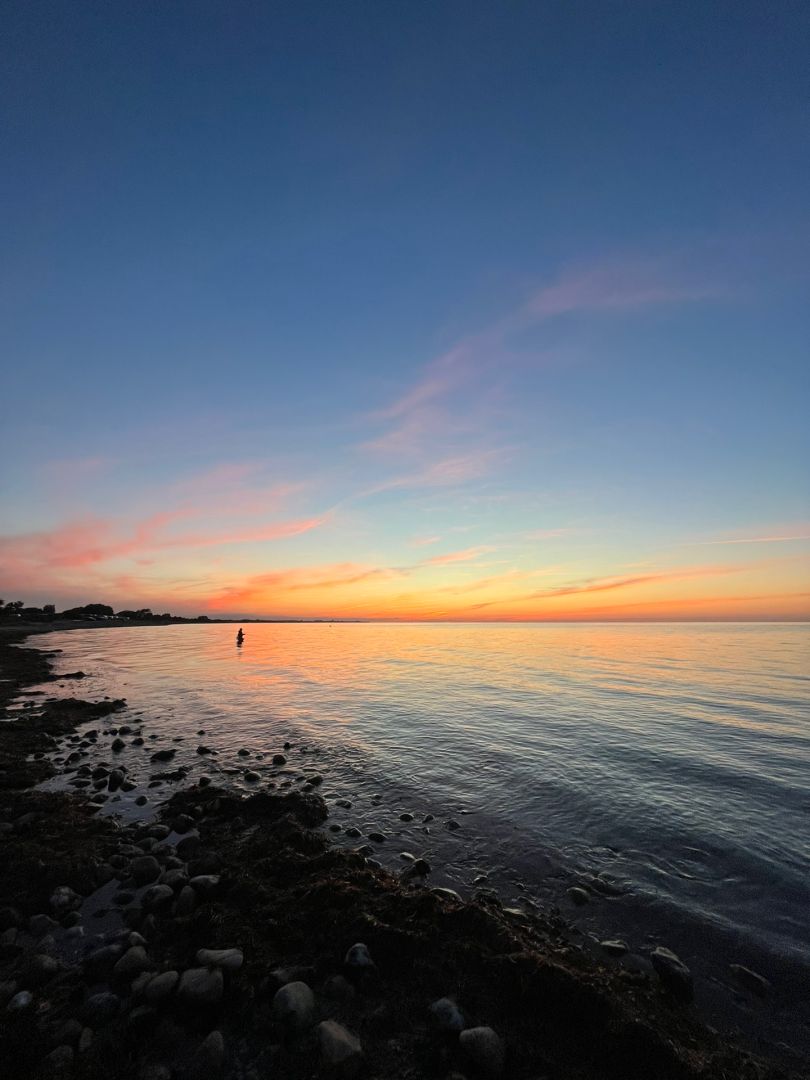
424, 545, 495, 566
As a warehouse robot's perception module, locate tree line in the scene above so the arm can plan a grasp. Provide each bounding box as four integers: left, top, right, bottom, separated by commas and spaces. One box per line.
0, 600, 212, 624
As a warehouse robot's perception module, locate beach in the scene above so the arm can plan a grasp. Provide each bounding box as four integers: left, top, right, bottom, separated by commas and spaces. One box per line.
0, 625, 806, 1079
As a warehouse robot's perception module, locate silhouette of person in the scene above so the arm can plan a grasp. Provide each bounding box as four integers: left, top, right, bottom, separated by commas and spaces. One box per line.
236, 627, 244, 646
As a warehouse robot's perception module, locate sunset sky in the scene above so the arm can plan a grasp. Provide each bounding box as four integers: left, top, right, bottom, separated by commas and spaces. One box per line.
2, 2, 808, 620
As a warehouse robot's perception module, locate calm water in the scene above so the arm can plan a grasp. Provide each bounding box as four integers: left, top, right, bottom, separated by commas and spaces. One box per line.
24, 622, 810, 1059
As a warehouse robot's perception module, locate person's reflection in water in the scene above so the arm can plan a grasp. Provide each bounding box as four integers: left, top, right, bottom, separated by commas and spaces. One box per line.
236, 627, 244, 647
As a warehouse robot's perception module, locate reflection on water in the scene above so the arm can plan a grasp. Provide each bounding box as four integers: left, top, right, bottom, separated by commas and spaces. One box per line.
28, 621, 810, 1058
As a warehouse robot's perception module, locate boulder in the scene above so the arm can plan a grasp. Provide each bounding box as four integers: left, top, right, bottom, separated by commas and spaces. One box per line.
651, 947, 693, 1002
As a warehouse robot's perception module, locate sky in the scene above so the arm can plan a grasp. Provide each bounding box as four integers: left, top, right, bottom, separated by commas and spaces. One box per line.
1, 1, 809, 621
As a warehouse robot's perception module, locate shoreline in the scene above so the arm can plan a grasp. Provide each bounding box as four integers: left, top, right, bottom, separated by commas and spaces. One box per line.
0, 630, 803, 1079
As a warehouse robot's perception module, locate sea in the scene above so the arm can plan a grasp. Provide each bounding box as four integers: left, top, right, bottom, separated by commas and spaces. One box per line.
18, 621, 810, 1062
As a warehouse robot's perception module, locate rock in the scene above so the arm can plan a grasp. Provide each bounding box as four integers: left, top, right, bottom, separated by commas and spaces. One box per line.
142, 885, 174, 911
336, 799, 352, 809
111, 737, 126, 751
344, 942, 374, 971
567, 886, 590, 906
446, 819, 461, 830
268, 965, 316, 990
148, 824, 171, 840
177, 966, 224, 1006
176, 832, 201, 859
7, 990, 33, 1012
187, 1030, 225, 1078
244, 771, 260, 782
196, 745, 214, 755
237, 748, 250, 757
322, 975, 355, 1001
196, 948, 243, 972
651, 947, 693, 1002
368, 831, 386, 843
50, 885, 82, 914
84, 944, 123, 977
131, 856, 161, 885
82, 991, 121, 1025
428, 996, 466, 1034
272, 754, 287, 766
24, 953, 61, 987
174, 886, 197, 916
108, 769, 125, 791
730, 963, 770, 998
272, 980, 315, 1031
150, 749, 176, 762
78, 1028, 93, 1054
189, 875, 220, 894
601, 939, 628, 956
135, 796, 148, 806
144, 970, 179, 1003
172, 813, 195, 833
114, 946, 154, 978
127, 1004, 158, 1034
160, 868, 188, 890
432, 887, 462, 902
459, 1026, 505, 1077
29, 913, 58, 938
344, 827, 361, 838
42, 1044, 74, 1076
399, 812, 414, 821
0, 906, 22, 930
402, 858, 431, 879
317, 1020, 363, 1077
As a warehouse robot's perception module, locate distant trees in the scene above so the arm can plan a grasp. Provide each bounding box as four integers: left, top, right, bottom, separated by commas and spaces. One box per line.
62, 603, 115, 619
0, 598, 211, 624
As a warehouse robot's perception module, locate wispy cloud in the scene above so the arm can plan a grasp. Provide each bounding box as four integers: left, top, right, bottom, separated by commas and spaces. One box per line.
527, 563, 743, 600
409, 535, 442, 547
423, 545, 495, 566
686, 524, 810, 547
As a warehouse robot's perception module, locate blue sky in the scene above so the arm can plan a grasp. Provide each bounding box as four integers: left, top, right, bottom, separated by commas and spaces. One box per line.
1, 1, 808, 618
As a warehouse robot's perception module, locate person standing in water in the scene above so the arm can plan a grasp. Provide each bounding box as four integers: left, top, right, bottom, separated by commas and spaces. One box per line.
236, 627, 244, 646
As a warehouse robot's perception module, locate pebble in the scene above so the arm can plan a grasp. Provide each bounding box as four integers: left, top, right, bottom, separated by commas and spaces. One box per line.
322, 974, 356, 1001
432, 887, 462, 902
343, 946, 373, 972
446, 819, 461, 830
317, 1020, 363, 1077
177, 966, 224, 1006
189, 874, 220, 894
272, 754, 287, 766
237, 748, 250, 756
177, 832, 202, 859
196, 948, 243, 972
111, 737, 126, 752
244, 771, 260, 782
428, 996, 466, 1033
272, 980, 315, 1031
368, 831, 386, 843
459, 1026, 505, 1077
174, 886, 198, 916
601, 939, 628, 956
336, 799, 352, 809
7, 990, 33, 1012
651, 947, 693, 1002
188, 1030, 225, 1078
144, 970, 180, 1003
344, 827, 361, 838
42, 1044, 74, 1076
82, 991, 121, 1025
197, 745, 214, 755
131, 856, 161, 885
50, 885, 81, 914
29, 913, 58, 938
114, 946, 154, 977
142, 885, 175, 911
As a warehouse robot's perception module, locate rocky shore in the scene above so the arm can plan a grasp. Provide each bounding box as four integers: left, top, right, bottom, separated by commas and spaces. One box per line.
0, 631, 802, 1080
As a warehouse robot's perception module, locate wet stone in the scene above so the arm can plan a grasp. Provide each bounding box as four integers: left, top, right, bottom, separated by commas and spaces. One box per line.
317, 1020, 363, 1078
567, 887, 590, 906
651, 947, 693, 1002
730, 963, 770, 998
177, 966, 224, 1006
459, 1026, 505, 1078
131, 856, 161, 885
429, 996, 466, 1034
601, 939, 628, 956
143, 970, 179, 1003
272, 980, 315, 1031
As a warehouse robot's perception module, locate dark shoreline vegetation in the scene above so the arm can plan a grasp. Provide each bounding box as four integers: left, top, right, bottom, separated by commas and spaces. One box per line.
0, 628, 803, 1080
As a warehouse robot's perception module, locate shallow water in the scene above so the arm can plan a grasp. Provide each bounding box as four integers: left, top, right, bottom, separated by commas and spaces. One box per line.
21, 621, 810, 1060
